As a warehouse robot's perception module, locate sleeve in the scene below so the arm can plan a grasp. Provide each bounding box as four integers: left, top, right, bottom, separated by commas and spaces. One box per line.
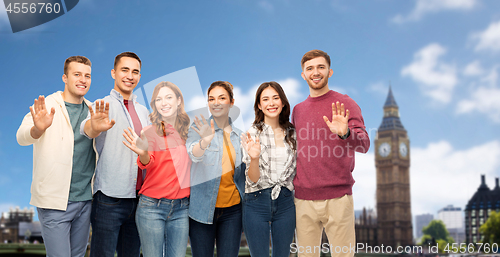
79, 101, 95, 139
137, 152, 155, 169
242, 127, 262, 188
186, 122, 203, 163
345, 99, 370, 153
241, 128, 252, 167
16, 110, 37, 146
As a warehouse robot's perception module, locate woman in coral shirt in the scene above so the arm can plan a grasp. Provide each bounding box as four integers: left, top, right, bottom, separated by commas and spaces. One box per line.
123, 81, 191, 257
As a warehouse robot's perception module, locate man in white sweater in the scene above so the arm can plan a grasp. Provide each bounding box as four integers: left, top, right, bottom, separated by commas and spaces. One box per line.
17, 56, 95, 257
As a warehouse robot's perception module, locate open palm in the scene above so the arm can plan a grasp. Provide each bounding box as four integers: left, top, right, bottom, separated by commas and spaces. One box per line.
89, 100, 115, 133
192, 114, 215, 145
122, 127, 148, 156
241, 132, 260, 160
30, 96, 55, 132
323, 101, 349, 136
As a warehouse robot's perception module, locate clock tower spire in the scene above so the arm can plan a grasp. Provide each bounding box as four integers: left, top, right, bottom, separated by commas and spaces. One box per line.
375, 86, 413, 247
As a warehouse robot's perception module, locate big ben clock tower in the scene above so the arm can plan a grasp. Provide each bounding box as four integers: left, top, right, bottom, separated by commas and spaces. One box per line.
375, 87, 413, 247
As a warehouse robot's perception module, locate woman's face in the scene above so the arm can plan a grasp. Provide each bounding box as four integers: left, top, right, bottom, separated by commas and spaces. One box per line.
208, 86, 233, 118
258, 86, 284, 120
155, 87, 181, 121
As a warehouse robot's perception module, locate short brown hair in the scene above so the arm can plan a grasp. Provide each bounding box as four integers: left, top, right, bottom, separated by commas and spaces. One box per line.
301, 49, 330, 68
64, 56, 91, 75
114, 52, 142, 69
207, 81, 234, 103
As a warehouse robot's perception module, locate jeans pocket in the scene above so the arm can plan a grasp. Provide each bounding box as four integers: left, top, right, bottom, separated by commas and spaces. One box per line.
244, 191, 262, 203
282, 187, 292, 197
181, 198, 190, 208
139, 196, 157, 207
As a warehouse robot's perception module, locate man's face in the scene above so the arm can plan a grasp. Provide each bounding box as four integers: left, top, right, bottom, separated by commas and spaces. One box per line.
62, 62, 91, 98
111, 57, 141, 98
301, 57, 333, 91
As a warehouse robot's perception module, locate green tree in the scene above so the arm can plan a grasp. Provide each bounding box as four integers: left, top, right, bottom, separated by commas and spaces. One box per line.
422, 220, 449, 240
480, 211, 500, 244
419, 220, 455, 252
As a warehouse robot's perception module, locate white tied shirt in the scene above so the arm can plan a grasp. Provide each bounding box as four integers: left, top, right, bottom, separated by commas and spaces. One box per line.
242, 123, 297, 200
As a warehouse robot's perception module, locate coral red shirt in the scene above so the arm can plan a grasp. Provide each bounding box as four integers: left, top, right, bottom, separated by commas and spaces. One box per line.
137, 124, 190, 199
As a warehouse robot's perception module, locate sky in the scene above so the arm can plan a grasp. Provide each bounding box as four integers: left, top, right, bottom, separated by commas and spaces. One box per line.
1, 0, 500, 237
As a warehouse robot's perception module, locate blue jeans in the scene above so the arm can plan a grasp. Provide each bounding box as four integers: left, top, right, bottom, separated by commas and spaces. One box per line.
189, 203, 242, 257
135, 195, 190, 257
37, 201, 91, 257
90, 191, 141, 257
243, 187, 296, 257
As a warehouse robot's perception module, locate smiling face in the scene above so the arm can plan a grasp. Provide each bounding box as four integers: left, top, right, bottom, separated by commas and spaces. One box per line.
301, 56, 333, 94
111, 56, 141, 99
208, 86, 233, 118
258, 86, 284, 121
154, 87, 180, 121
62, 61, 91, 103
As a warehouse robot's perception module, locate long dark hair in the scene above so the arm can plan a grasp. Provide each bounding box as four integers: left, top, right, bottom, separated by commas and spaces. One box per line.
149, 81, 190, 141
252, 81, 296, 150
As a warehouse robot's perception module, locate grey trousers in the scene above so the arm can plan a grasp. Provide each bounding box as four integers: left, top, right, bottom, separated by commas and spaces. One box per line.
37, 200, 91, 257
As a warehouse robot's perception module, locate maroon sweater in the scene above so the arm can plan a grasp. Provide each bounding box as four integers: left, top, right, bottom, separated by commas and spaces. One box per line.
291, 90, 370, 200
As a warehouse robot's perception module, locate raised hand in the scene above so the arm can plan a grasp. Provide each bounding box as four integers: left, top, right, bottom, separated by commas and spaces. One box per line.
30, 96, 55, 136
323, 101, 349, 137
192, 114, 215, 146
89, 100, 116, 133
122, 127, 149, 157
241, 132, 260, 160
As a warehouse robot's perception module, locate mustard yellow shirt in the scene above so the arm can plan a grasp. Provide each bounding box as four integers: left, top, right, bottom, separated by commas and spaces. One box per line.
215, 131, 241, 207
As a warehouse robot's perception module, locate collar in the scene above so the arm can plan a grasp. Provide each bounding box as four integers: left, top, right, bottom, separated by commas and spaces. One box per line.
210, 116, 237, 135
110, 89, 137, 103
54, 91, 91, 106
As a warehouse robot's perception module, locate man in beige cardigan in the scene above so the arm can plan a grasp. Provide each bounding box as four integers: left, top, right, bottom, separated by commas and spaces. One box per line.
17, 56, 96, 257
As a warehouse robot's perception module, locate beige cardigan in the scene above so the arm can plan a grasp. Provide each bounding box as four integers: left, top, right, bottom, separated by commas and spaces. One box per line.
17, 91, 93, 211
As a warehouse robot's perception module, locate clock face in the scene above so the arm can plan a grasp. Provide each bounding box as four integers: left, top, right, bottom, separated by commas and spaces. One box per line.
378, 142, 391, 157
399, 142, 408, 157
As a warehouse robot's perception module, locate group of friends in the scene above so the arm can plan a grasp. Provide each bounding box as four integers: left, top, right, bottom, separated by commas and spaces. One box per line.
16, 49, 370, 257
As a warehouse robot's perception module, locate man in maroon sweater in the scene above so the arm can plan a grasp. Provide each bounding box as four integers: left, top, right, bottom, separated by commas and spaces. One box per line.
291, 50, 370, 257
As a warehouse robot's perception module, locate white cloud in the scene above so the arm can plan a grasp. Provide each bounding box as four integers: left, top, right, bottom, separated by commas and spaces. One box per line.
401, 43, 458, 103
463, 60, 484, 77
457, 88, 500, 122
457, 66, 500, 122
471, 20, 500, 53
411, 140, 500, 215
392, 0, 477, 23
367, 81, 388, 95
353, 140, 500, 217
352, 152, 377, 211
187, 95, 207, 111
277, 78, 303, 106
482, 66, 499, 86
233, 85, 257, 130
